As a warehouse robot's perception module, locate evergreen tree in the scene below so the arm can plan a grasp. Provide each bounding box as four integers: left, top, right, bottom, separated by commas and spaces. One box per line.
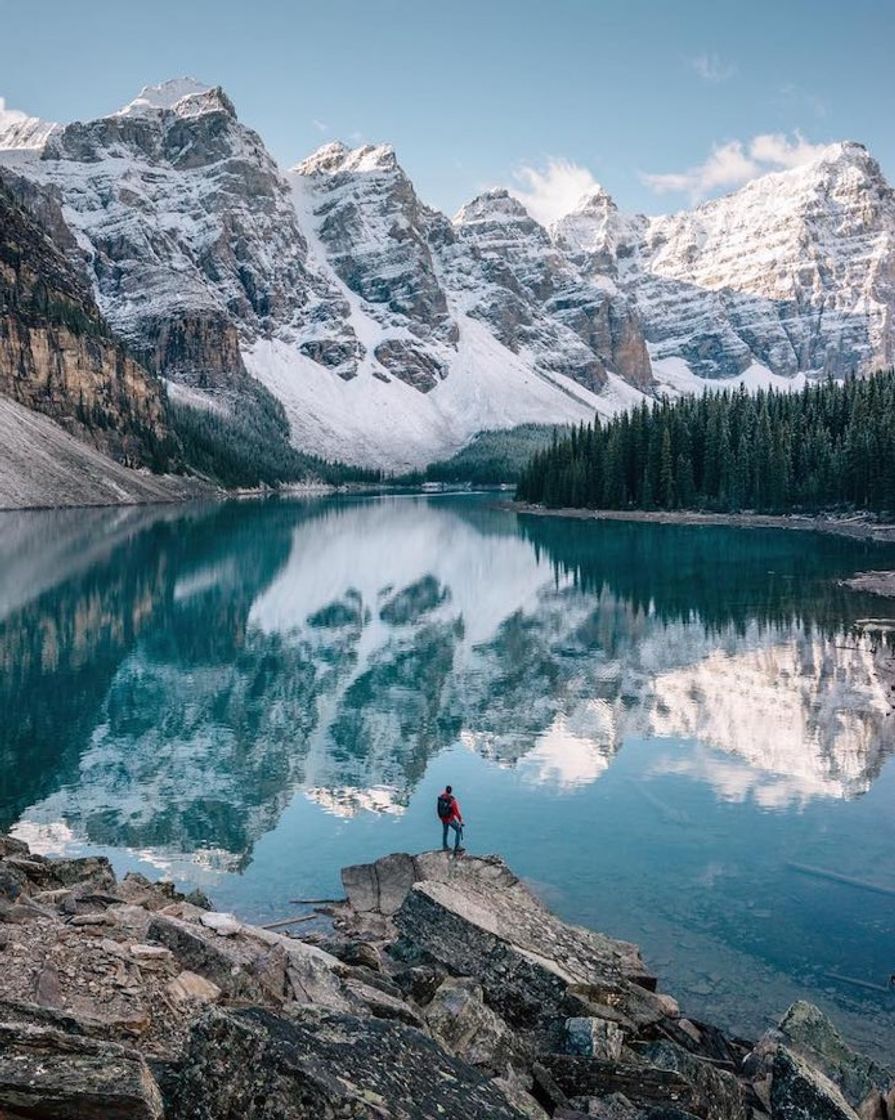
513, 369, 895, 517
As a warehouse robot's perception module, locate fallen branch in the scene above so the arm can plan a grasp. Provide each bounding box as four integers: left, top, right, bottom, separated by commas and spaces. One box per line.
825, 971, 892, 994
786, 862, 895, 898
261, 913, 320, 930
289, 897, 346, 905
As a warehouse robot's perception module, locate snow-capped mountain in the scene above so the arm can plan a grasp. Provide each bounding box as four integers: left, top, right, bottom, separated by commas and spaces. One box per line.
1, 79, 893, 469
554, 142, 895, 383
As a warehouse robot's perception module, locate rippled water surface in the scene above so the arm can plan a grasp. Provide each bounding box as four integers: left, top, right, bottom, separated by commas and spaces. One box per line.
3, 493, 895, 1057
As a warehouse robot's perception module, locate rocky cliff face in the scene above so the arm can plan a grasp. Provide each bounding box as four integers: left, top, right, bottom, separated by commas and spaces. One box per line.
2, 80, 893, 469
554, 142, 895, 381
0, 181, 173, 467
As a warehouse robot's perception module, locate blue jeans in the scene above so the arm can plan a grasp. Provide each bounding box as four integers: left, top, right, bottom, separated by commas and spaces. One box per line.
442, 820, 463, 851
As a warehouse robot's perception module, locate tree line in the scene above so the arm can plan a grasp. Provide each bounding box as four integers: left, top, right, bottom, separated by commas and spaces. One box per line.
516, 370, 895, 514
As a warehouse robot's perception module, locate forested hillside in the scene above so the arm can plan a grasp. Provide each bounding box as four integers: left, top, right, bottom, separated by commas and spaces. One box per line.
517, 371, 895, 514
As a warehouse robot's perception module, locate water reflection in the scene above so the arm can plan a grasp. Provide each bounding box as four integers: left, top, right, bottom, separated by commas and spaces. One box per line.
5, 494, 895, 1059
3, 496, 895, 871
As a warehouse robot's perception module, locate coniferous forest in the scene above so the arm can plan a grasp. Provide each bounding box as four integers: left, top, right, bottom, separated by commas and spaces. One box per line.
516, 370, 895, 515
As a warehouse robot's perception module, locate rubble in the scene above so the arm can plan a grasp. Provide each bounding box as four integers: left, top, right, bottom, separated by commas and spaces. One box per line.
0, 838, 890, 1118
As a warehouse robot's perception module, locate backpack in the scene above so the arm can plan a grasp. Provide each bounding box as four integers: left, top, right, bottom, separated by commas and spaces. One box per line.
437, 794, 453, 820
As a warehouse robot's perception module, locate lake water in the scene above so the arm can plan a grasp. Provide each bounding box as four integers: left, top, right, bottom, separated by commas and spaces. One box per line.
2, 493, 895, 1059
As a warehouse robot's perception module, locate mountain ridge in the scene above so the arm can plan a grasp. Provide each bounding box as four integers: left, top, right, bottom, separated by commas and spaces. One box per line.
1, 77, 893, 470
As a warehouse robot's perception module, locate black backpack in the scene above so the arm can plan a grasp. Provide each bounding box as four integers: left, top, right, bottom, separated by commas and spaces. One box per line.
437, 794, 453, 820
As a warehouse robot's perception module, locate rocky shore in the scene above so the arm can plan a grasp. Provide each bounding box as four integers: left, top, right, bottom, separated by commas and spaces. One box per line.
0, 835, 891, 1119
509, 503, 895, 545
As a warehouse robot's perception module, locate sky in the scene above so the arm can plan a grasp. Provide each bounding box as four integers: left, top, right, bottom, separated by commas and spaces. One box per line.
2, 0, 893, 222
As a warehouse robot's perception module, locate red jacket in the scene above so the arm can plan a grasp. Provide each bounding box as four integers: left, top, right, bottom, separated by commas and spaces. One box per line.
439, 792, 462, 824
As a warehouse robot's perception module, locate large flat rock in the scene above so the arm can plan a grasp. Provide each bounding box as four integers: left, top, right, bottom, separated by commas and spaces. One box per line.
172, 1006, 528, 1119
0, 1021, 163, 1119
393, 868, 664, 1029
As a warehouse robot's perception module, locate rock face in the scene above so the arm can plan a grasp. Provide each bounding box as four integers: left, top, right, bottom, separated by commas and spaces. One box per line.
0, 836, 891, 1119
554, 143, 895, 381
0, 180, 174, 469
451, 188, 651, 392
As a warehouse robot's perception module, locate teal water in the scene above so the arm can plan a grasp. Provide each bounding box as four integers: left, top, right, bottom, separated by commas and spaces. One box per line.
2, 493, 895, 1057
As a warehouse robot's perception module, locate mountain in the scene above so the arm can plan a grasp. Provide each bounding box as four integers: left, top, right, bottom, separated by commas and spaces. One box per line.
554, 142, 895, 383
1, 79, 893, 472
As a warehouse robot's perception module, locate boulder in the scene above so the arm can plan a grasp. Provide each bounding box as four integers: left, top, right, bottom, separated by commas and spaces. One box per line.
770, 1046, 861, 1120
146, 913, 270, 999
342, 851, 418, 915
394, 878, 663, 1028
148, 912, 353, 1011
342, 976, 424, 1026
541, 1054, 739, 1119
200, 911, 242, 937
0, 834, 29, 858
564, 1016, 624, 1060
636, 1041, 748, 1120
166, 971, 222, 1005
424, 976, 523, 1073
172, 1006, 529, 1118
0, 864, 26, 901
494, 1070, 551, 1119
342, 850, 531, 917
46, 855, 117, 891
776, 1001, 893, 1111
0, 1021, 163, 1119
393, 962, 448, 1005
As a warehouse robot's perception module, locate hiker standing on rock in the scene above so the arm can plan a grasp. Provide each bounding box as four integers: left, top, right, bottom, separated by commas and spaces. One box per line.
437, 785, 464, 854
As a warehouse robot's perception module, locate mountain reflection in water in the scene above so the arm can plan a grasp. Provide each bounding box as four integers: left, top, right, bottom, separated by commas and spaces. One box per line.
2, 494, 895, 1057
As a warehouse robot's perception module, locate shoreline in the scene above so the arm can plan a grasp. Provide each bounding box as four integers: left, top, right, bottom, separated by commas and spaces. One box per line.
507, 501, 895, 544
1, 838, 890, 1118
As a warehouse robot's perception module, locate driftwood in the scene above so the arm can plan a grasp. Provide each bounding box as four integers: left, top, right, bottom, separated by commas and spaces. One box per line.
289, 897, 346, 905
787, 862, 895, 897
825, 971, 892, 994
261, 913, 320, 930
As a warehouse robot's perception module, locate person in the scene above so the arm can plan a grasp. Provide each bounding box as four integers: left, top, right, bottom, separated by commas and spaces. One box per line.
436, 784, 464, 853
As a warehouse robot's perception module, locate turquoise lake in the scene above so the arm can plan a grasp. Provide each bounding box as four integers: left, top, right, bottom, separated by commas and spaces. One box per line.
2, 493, 894, 1059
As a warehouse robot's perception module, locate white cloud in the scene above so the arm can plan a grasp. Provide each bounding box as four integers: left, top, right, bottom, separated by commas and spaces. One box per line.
690, 53, 737, 83
511, 158, 600, 226
641, 131, 829, 199
748, 132, 827, 168
312, 118, 328, 133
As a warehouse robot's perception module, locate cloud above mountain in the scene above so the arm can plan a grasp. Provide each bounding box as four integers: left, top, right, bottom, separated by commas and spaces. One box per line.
641, 132, 829, 199
689, 53, 737, 83
511, 158, 600, 226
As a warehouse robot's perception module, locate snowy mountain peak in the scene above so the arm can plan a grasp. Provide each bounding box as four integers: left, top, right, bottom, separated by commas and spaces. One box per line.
294, 141, 398, 178
0, 98, 58, 151
454, 188, 533, 226
116, 77, 214, 117
292, 140, 351, 176
569, 184, 618, 217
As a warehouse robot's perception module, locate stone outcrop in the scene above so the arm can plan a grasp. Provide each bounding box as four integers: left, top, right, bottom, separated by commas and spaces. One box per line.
0, 838, 890, 1118
0, 181, 175, 469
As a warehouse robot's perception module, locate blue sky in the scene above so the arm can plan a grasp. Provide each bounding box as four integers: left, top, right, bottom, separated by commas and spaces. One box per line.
2, 0, 892, 220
